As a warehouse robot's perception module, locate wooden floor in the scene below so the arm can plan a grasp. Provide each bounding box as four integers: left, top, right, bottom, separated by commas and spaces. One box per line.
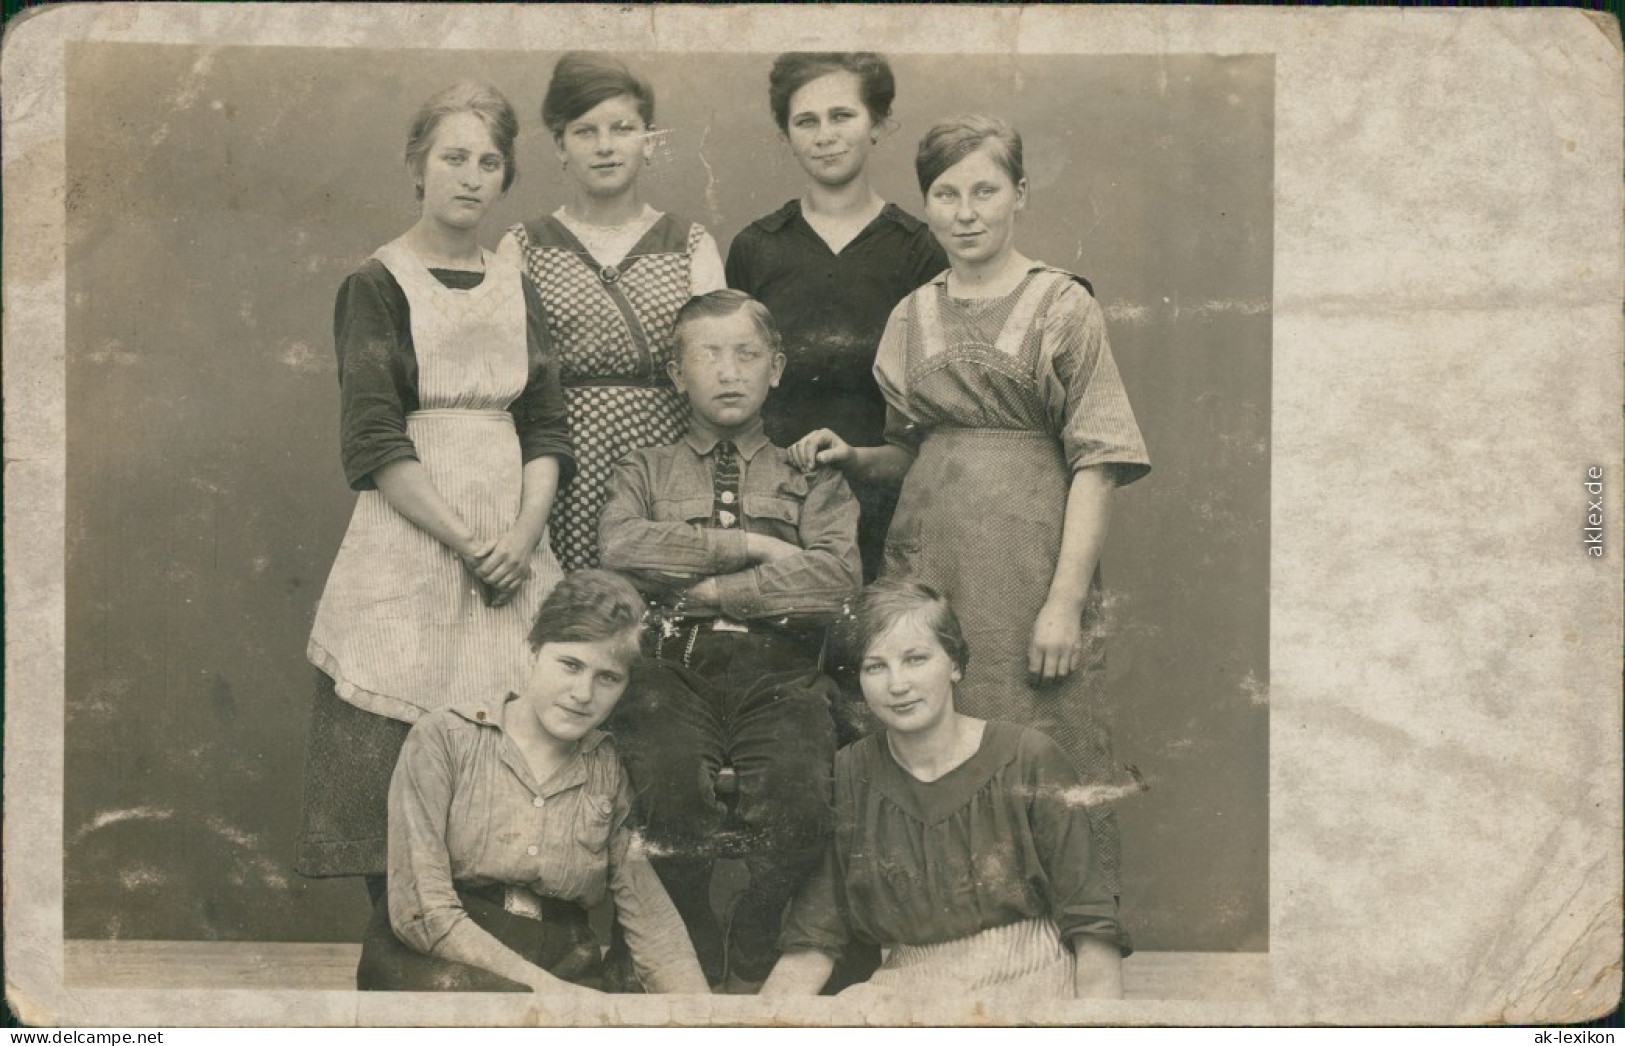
64, 940, 1268, 1001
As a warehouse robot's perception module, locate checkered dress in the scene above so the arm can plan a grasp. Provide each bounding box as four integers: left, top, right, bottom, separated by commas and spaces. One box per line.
507, 213, 705, 569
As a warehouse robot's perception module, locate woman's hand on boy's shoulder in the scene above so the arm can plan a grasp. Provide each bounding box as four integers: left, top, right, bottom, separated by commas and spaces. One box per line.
788, 428, 853, 473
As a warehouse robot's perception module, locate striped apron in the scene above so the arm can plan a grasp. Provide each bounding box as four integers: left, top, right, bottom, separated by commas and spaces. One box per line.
307, 242, 562, 723
855, 918, 1078, 1001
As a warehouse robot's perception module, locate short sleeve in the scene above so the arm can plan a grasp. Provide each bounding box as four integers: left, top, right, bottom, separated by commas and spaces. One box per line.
688, 226, 727, 296
1037, 280, 1151, 486
873, 298, 924, 454
779, 746, 858, 958
509, 279, 577, 489
334, 265, 420, 490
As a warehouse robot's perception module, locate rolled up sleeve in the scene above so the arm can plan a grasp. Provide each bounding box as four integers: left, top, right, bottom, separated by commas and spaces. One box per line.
511, 281, 577, 489
335, 269, 419, 490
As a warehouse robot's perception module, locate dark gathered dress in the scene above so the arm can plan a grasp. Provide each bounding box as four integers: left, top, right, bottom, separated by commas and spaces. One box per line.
726, 199, 946, 581
781, 721, 1129, 998
874, 265, 1151, 895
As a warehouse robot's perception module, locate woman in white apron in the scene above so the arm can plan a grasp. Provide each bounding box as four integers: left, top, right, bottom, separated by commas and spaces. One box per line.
297, 82, 574, 909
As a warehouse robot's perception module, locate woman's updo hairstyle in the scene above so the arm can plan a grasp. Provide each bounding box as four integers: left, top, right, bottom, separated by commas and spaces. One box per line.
914, 113, 1024, 197
527, 569, 651, 662
405, 81, 520, 199
767, 52, 896, 132
542, 51, 656, 140
843, 579, 970, 674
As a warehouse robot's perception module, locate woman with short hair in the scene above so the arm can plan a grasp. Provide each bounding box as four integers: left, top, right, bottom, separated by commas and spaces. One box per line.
358, 570, 708, 995
790, 116, 1152, 988
500, 51, 726, 573
763, 581, 1128, 1000
726, 52, 946, 582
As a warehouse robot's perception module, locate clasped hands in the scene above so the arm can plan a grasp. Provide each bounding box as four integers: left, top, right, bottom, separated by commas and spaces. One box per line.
457, 530, 536, 608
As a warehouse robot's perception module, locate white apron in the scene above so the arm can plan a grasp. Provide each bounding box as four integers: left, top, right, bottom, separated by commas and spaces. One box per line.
308, 242, 563, 722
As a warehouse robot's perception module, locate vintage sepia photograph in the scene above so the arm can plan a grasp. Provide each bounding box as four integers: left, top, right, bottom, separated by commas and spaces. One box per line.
4, 3, 1618, 1029
57, 35, 1269, 1000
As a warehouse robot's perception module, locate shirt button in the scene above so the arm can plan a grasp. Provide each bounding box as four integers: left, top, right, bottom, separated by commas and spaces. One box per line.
526, 845, 539, 856
532, 796, 545, 808
720, 491, 735, 504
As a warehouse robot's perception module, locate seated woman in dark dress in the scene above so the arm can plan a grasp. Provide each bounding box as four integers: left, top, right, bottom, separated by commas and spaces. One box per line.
357, 570, 708, 996
761, 581, 1130, 1001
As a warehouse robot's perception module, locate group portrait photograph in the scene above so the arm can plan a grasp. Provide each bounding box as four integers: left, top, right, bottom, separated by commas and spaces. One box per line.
12, 0, 1616, 1032
54, 32, 1269, 1016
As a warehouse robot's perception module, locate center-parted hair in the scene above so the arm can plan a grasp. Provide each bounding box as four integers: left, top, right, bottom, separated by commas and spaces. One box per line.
405, 81, 521, 198
767, 52, 896, 132
527, 568, 651, 660
542, 51, 656, 139
914, 114, 1025, 197
671, 289, 783, 361
845, 579, 971, 673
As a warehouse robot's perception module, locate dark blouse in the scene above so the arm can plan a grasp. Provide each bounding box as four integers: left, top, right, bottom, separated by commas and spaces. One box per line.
779, 721, 1129, 958
334, 260, 575, 491
725, 200, 947, 448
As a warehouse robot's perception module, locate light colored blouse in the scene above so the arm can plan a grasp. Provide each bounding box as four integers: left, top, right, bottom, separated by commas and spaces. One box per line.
387, 696, 707, 993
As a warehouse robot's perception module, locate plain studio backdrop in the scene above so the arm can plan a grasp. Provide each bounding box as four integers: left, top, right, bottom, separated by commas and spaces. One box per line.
63, 45, 1271, 957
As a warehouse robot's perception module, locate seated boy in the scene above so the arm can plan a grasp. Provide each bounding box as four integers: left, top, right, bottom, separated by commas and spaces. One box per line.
599, 289, 861, 988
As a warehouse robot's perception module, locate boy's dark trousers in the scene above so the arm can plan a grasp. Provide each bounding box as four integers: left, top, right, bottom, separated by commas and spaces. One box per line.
609, 625, 837, 984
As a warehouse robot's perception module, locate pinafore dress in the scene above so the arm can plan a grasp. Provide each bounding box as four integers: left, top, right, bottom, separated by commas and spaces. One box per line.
307, 242, 563, 723
877, 267, 1150, 894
